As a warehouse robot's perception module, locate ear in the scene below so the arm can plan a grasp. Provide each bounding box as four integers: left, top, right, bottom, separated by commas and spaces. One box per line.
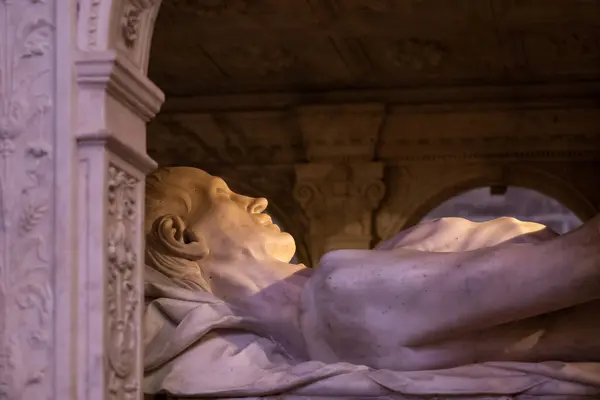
153, 214, 209, 260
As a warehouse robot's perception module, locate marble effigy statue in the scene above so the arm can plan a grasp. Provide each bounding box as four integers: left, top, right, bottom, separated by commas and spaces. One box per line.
143, 166, 600, 399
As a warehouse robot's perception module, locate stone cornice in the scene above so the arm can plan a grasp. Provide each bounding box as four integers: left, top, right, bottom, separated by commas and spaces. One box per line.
75, 50, 165, 122
77, 130, 158, 174
150, 101, 600, 165
159, 81, 600, 113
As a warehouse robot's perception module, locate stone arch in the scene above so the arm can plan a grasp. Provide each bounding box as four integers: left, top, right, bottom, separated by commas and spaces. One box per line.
77, 0, 162, 72
376, 163, 597, 242
405, 164, 596, 228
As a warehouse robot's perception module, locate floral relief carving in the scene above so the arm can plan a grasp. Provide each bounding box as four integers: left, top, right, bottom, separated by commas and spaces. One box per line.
0, 0, 54, 399
106, 165, 140, 400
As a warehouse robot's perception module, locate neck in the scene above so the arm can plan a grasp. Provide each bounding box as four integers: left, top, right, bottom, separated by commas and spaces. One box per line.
201, 254, 309, 301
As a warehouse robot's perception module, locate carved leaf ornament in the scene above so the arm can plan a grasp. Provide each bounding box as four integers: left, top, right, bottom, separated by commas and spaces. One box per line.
0, 0, 54, 399
106, 165, 139, 399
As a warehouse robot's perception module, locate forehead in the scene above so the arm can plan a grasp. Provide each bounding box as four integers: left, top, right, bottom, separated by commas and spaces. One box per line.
189, 175, 230, 195
210, 176, 228, 187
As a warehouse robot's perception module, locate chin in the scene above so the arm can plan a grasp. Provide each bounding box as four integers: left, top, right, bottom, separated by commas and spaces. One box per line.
268, 231, 296, 263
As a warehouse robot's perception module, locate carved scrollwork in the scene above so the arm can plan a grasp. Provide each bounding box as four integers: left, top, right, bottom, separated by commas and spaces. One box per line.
0, 0, 54, 399
362, 180, 386, 210
292, 182, 320, 218
106, 165, 139, 399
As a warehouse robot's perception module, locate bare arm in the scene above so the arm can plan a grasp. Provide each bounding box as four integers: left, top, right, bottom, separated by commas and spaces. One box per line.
313, 216, 600, 347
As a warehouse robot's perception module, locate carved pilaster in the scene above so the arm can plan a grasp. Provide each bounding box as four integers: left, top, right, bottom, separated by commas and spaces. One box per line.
0, 0, 67, 399
106, 165, 141, 399
75, 50, 163, 400
294, 163, 385, 265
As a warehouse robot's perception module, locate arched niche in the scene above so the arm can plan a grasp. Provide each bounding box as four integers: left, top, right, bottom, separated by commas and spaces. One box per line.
376, 163, 597, 241
77, 0, 162, 73
407, 165, 595, 228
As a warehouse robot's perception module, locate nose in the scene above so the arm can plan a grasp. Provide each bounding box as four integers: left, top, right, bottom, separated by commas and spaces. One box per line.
248, 197, 268, 214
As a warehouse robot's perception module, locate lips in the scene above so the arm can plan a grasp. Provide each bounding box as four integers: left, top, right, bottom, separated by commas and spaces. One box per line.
254, 213, 274, 226
254, 213, 282, 232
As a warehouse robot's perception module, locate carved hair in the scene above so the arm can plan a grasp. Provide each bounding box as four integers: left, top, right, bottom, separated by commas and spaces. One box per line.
145, 167, 211, 291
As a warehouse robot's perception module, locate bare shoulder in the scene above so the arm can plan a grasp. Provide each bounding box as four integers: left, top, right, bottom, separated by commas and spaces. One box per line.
376, 217, 558, 253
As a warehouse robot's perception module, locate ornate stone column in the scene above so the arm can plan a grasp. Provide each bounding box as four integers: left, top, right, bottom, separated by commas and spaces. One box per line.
1, 0, 163, 398
294, 163, 385, 265
74, 56, 162, 400
75, 1, 164, 399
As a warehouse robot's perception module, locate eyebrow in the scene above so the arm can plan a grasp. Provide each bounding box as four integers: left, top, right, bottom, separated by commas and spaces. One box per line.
212, 177, 228, 189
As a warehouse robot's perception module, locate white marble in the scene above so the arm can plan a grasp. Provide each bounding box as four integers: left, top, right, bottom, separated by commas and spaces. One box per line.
143, 166, 600, 399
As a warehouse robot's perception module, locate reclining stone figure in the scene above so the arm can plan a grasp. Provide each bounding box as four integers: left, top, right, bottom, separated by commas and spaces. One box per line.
143, 166, 600, 399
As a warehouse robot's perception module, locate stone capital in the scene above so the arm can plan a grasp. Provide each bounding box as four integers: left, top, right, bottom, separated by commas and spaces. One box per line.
75, 50, 165, 157
294, 162, 385, 264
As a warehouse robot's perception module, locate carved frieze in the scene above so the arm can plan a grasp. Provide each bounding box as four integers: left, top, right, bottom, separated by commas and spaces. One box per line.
106, 165, 140, 400
0, 0, 55, 398
378, 107, 600, 161
150, 112, 303, 166
295, 104, 386, 162
522, 28, 600, 74
151, 103, 600, 168
386, 38, 446, 72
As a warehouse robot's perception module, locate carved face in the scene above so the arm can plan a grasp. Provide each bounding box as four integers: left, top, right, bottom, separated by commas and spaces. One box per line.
146, 167, 297, 277
188, 172, 297, 263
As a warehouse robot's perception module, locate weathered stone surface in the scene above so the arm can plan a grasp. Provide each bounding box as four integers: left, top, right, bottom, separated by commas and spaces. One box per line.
149, 0, 600, 97
0, 2, 57, 399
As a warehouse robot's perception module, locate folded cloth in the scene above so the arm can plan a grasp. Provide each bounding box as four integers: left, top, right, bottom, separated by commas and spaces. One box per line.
143, 267, 600, 399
